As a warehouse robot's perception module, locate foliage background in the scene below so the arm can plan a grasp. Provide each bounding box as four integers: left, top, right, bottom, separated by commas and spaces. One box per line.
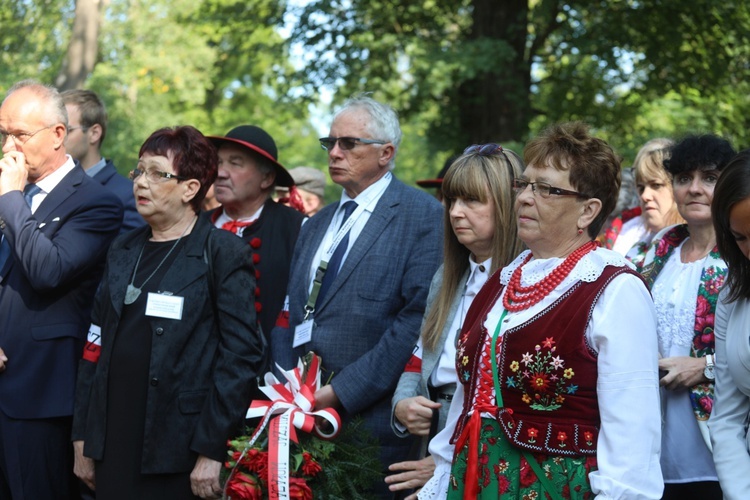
2, 0, 749, 204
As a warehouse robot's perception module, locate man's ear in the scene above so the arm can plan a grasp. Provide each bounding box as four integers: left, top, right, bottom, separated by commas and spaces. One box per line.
89, 123, 103, 147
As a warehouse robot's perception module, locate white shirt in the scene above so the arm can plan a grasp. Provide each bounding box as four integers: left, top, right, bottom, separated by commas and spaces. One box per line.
29, 156, 77, 214
612, 215, 649, 256
213, 204, 265, 237
652, 243, 718, 483
307, 172, 392, 288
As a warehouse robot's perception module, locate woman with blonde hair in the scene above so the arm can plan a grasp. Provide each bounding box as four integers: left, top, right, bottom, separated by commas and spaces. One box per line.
625, 138, 684, 269
386, 144, 524, 499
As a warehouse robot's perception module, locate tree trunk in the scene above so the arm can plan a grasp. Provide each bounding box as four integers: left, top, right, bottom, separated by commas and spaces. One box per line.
457, 0, 530, 144
56, 0, 106, 90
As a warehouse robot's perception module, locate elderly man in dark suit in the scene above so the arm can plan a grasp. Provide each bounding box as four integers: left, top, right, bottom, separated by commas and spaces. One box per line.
0, 80, 123, 498
272, 95, 443, 496
61, 89, 143, 233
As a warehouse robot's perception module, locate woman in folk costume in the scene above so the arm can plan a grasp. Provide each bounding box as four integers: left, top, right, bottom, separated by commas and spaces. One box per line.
640, 134, 735, 499
449, 122, 663, 499
387, 144, 524, 499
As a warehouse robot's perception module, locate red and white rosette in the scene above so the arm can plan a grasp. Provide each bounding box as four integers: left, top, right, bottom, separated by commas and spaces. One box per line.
226, 355, 341, 500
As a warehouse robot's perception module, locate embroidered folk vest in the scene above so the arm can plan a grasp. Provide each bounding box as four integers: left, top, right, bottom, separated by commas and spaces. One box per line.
453, 265, 637, 456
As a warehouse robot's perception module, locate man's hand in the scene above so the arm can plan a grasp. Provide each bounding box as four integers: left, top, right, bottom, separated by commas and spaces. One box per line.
0, 151, 28, 196
659, 356, 707, 390
190, 455, 222, 499
394, 396, 441, 436
385, 455, 436, 499
0, 347, 7, 372
73, 440, 95, 491
314, 384, 340, 410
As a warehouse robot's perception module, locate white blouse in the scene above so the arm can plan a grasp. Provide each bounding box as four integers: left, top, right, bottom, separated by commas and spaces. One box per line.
651, 244, 717, 483
421, 248, 663, 500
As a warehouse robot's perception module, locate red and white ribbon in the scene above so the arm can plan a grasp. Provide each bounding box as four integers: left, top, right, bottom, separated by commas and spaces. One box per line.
228, 356, 341, 500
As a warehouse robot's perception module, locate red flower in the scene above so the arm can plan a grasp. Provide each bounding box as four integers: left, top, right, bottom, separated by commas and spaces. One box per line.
226, 471, 263, 500
695, 294, 711, 318
496, 473, 510, 494
301, 452, 323, 477
250, 237, 262, 249
557, 431, 567, 443
655, 238, 671, 257
583, 431, 593, 443
531, 373, 550, 391
244, 449, 268, 476
699, 396, 713, 414
542, 337, 555, 349
519, 457, 537, 488
289, 477, 313, 500
527, 427, 539, 439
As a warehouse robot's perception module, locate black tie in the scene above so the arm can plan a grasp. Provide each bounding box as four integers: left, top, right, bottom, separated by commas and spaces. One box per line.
0, 184, 41, 270
315, 201, 358, 308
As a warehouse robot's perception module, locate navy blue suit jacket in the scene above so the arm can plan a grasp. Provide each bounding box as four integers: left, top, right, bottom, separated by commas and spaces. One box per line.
0, 165, 123, 419
272, 176, 443, 467
93, 159, 144, 233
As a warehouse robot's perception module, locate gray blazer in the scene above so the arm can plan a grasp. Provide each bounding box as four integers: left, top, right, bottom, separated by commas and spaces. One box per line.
271, 177, 443, 469
390, 265, 468, 456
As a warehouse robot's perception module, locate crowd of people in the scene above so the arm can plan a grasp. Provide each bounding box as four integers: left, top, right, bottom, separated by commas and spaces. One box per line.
1, 78, 750, 500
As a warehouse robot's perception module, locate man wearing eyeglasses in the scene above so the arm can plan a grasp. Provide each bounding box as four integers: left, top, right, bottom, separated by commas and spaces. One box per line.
61, 89, 143, 233
272, 95, 443, 495
0, 80, 123, 499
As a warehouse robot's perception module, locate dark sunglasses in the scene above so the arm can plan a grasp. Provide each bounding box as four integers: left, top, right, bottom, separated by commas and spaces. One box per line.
319, 136, 387, 151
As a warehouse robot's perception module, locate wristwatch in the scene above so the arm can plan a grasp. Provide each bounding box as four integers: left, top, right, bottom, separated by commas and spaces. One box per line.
704, 354, 715, 381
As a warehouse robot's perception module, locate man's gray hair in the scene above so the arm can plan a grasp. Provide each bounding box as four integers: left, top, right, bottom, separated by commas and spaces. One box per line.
5, 79, 68, 127
334, 94, 401, 170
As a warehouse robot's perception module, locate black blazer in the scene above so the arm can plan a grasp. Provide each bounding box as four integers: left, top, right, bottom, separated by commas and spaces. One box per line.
72, 216, 264, 473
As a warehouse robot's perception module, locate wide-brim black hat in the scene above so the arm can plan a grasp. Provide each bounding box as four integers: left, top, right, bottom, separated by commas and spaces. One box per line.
207, 125, 294, 187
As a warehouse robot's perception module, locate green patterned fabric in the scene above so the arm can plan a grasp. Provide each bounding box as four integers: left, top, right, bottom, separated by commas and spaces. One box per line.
448, 419, 597, 500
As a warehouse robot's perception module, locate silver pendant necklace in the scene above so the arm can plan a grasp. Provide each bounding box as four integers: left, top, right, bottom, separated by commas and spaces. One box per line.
124, 217, 196, 305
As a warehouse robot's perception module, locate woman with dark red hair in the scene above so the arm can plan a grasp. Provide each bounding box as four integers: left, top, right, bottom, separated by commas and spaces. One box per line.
72, 126, 264, 499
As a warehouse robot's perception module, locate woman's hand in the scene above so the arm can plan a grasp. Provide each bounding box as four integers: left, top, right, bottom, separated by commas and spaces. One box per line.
385, 455, 435, 499
394, 396, 441, 436
73, 440, 95, 491
659, 356, 709, 390
190, 455, 222, 499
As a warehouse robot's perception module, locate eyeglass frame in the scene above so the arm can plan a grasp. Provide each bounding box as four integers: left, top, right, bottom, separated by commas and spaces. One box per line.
319, 136, 387, 151
512, 178, 590, 199
0, 124, 56, 145
129, 167, 189, 183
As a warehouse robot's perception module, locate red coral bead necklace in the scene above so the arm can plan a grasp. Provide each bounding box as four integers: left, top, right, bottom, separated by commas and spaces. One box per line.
503, 240, 598, 312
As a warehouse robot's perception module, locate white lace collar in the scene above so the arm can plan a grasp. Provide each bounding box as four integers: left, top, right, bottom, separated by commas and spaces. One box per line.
500, 247, 634, 288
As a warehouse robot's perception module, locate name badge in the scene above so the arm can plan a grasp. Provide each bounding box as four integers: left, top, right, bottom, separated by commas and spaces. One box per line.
293, 320, 313, 348
145, 293, 184, 320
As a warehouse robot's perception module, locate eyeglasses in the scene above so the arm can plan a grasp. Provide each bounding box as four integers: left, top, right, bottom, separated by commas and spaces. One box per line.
463, 143, 505, 156
512, 178, 590, 199
129, 168, 188, 183
0, 125, 54, 145
319, 136, 387, 151
67, 126, 89, 133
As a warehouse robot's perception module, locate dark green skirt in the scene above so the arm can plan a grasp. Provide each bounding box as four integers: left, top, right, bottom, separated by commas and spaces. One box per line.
448, 418, 597, 500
